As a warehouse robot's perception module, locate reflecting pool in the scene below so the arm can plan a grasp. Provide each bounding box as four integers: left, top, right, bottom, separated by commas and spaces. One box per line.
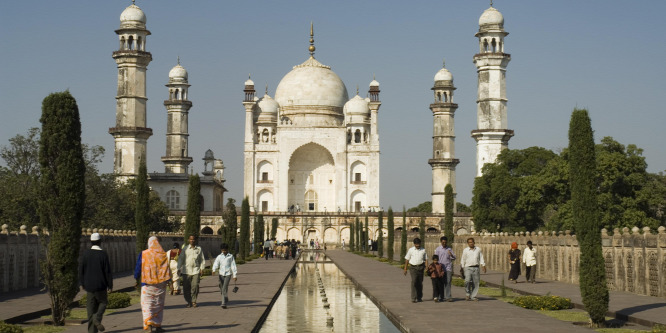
260, 251, 400, 332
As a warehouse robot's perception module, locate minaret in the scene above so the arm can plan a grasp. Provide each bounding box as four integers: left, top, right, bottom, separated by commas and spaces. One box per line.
161, 60, 193, 173
109, 2, 152, 181
242, 75, 256, 210
429, 60, 459, 213
471, 3, 513, 177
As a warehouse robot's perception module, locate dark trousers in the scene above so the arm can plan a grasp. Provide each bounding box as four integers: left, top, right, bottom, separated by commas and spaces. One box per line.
409, 264, 425, 301
526, 265, 536, 282
431, 277, 445, 300
86, 290, 107, 333
183, 274, 201, 305
264, 247, 270, 260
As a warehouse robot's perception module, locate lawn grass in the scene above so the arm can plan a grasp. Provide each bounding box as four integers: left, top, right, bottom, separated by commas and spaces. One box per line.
22, 325, 65, 333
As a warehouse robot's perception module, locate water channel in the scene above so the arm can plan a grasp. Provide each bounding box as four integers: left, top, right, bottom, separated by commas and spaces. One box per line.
260, 251, 401, 332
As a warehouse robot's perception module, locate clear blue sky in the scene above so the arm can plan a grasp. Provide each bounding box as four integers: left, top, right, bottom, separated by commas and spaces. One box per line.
1, 1, 665, 209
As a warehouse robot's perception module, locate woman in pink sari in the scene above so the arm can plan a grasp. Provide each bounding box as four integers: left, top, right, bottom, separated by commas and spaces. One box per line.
134, 236, 171, 332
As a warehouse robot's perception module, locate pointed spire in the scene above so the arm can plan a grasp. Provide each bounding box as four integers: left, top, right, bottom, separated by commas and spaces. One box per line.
309, 22, 316, 57
490, 0, 493, 7
177, 56, 180, 65
442, 58, 446, 68
265, 83, 268, 95
356, 85, 359, 95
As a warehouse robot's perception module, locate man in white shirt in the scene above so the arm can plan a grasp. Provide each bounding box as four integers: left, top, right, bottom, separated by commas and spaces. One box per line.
523, 240, 537, 283
212, 243, 238, 309
403, 238, 428, 302
178, 235, 206, 308
460, 237, 486, 301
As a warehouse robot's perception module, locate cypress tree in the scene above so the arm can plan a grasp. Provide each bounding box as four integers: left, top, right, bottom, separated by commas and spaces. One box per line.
444, 184, 455, 244
183, 174, 201, 243
364, 215, 369, 254
135, 160, 150, 255
569, 108, 608, 326
239, 197, 250, 259
255, 214, 265, 254
271, 217, 278, 239
223, 198, 238, 255
355, 218, 361, 252
419, 215, 426, 247
38, 91, 86, 325
400, 207, 407, 265
349, 221, 356, 252
387, 207, 394, 262
377, 210, 384, 258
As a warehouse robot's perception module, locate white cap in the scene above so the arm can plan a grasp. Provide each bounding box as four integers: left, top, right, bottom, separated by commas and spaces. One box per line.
91, 233, 101, 241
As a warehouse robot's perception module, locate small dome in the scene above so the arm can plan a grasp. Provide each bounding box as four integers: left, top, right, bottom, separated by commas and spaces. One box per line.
168, 64, 188, 80
369, 79, 379, 87
344, 95, 370, 116
245, 78, 254, 86
204, 149, 215, 160
214, 159, 224, 169
120, 4, 146, 28
479, 7, 504, 27
434, 67, 453, 82
257, 94, 279, 114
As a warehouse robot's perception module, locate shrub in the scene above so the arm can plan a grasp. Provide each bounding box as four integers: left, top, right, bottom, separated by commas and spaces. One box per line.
201, 268, 212, 276
79, 292, 132, 309
0, 321, 23, 333
512, 295, 572, 310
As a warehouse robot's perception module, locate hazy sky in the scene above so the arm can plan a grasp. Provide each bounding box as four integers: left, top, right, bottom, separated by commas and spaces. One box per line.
1, 1, 665, 209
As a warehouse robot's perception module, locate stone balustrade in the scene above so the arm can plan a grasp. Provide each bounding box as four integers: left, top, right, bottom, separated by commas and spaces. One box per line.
390, 226, 666, 298
0, 224, 222, 293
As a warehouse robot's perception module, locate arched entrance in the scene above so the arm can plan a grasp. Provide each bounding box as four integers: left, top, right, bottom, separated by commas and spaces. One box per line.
288, 143, 335, 212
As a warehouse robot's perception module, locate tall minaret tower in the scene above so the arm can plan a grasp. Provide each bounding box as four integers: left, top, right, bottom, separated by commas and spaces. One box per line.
161, 60, 193, 173
471, 3, 514, 177
109, 2, 152, 181
429, 61, 459, 213
242, 76, 256, 210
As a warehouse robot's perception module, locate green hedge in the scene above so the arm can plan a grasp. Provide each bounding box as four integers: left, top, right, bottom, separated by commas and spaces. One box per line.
512, 295, 572, 310
201, 268, 213, 276
0, 321, 23, 333
79, 292, 131, 309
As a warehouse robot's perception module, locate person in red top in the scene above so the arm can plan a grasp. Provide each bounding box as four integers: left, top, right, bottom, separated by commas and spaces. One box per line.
427, 254, 446, 302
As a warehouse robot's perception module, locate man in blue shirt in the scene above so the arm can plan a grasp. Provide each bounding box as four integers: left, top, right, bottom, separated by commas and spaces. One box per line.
434, 236, 456, 302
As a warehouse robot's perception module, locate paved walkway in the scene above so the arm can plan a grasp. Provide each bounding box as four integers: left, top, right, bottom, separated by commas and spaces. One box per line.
327, 250, 592, 333
61, 257, 296, 332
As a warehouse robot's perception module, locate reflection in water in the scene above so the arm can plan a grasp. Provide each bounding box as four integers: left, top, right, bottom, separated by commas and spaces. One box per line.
260, 251, 400, 333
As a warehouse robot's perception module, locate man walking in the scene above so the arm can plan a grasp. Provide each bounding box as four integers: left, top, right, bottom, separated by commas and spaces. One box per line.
212, 243, 238, 309
79, 233, 113, 333
460, 238, 486, 301
434, 236, 456, 302
403, 238, 428, 302
263, 238, 271, 260
523, 240, 537, 283
178, 235, 206, 308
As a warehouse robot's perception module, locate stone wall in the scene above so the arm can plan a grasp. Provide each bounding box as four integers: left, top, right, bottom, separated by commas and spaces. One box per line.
391, 226, 666, 298
0, 225, 222, 293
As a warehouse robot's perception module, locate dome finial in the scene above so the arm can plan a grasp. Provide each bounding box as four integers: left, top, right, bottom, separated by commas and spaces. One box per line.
177, 55, 180, 65
442, 58, 446, 68
132, 0, 135, 4
356, 85, 359, 95
309, 22, 316, 57
265, 83, 268, 95
490, 0, 493, 7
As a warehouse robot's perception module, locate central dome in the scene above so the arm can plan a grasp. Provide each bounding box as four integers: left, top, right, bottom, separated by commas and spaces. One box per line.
275, 57, 348, 110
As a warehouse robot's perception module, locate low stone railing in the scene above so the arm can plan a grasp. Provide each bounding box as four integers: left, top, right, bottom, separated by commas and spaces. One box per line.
0, 224, 222, 293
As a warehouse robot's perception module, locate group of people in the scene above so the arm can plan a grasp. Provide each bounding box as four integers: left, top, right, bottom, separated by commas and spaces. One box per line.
78, 233, 239, 333
262, 238, 300, 260
403, 236, 538, 303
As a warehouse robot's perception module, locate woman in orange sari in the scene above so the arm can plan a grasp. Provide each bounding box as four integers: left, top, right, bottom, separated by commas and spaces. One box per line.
134, 236, 171, 332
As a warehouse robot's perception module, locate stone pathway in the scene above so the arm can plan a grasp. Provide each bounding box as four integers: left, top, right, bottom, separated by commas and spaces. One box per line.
327, 250, 602, 333
61, 257, 296, 332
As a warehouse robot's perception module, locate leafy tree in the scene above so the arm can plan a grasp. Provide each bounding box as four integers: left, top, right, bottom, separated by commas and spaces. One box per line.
222, 198, 238, 255
377, 210, 384, 258
364, 215, 369, 254
184, 174, 201, 242
419, 215, 426, 246
444, 184, 454, 244
38, 91, 86, 326
456, 202, 472, 213
400, 207, 407, 265
569, 108, 608, 326
271, 218, 278, 239
408, 201, 432, 213
387, 207, 394, 262
239, 197, 250, 259
135, 160, 150, 254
